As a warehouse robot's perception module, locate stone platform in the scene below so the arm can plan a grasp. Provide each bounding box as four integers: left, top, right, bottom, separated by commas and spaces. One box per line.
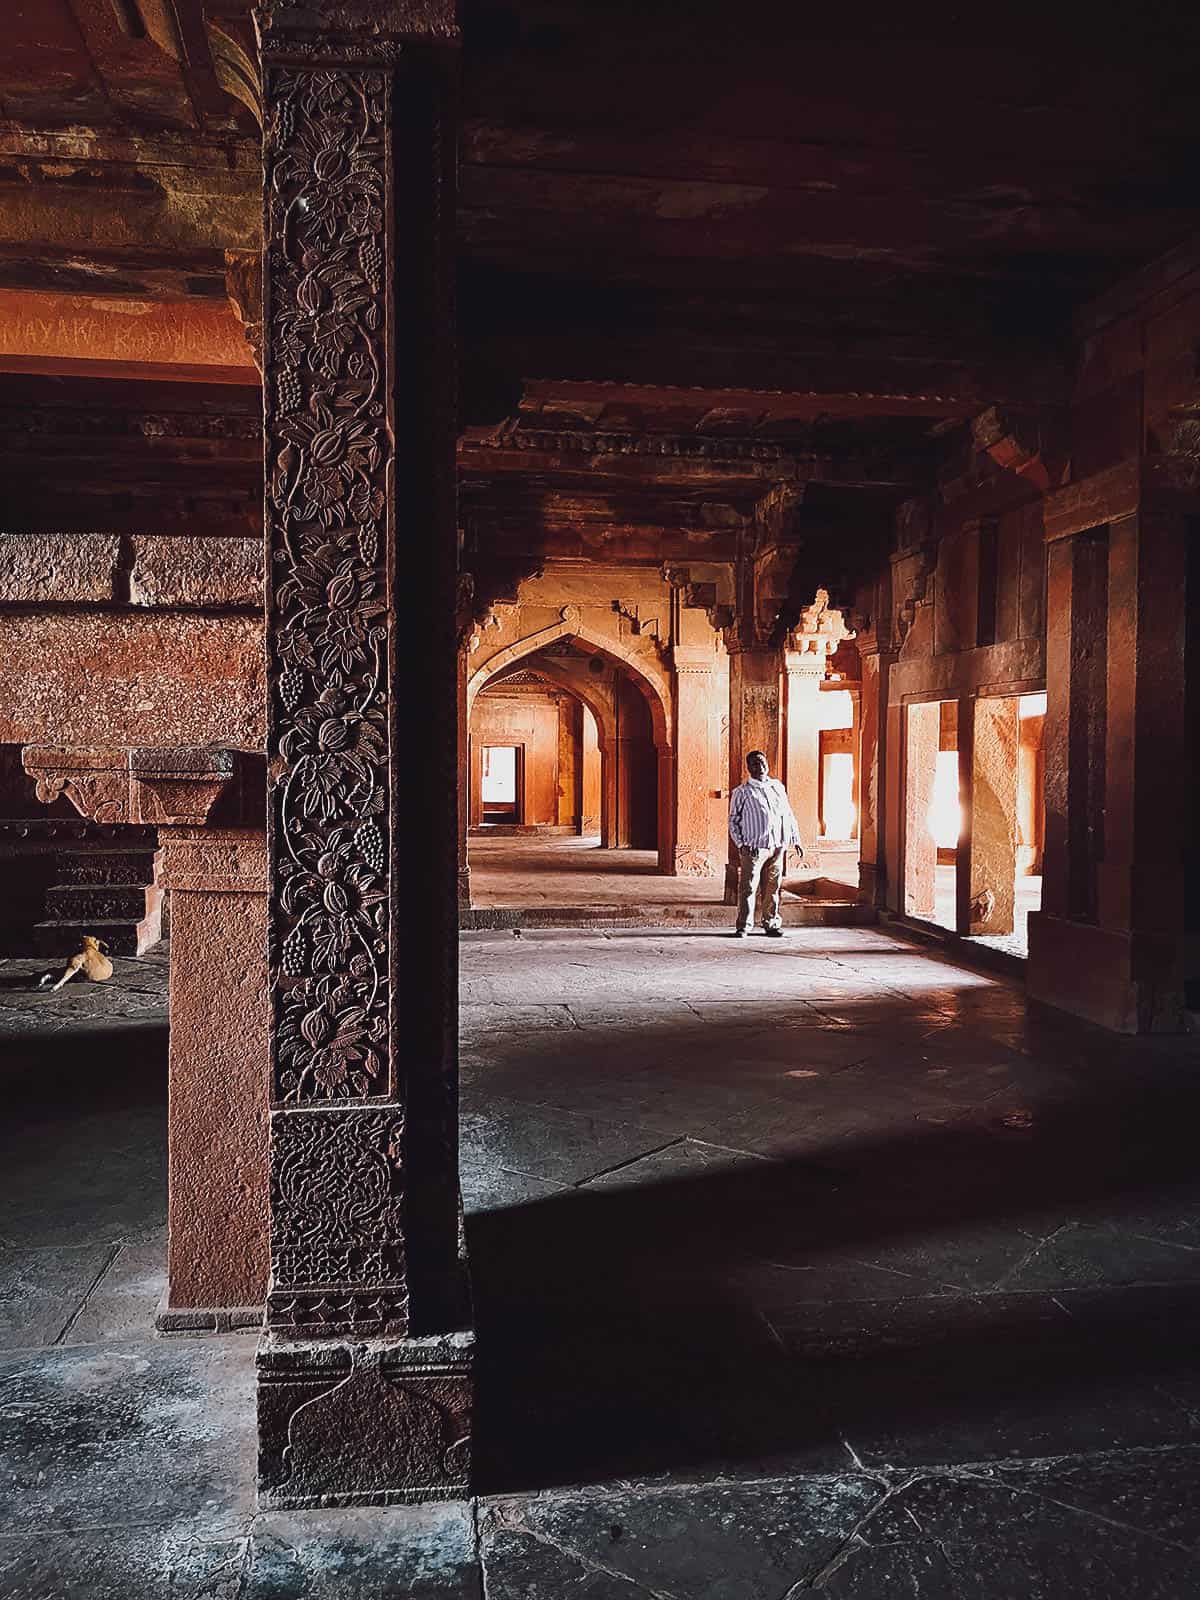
1, 931, 1199, 1596
466, 833, 872, 930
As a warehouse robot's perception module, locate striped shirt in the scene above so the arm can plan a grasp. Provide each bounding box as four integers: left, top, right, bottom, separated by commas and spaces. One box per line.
729, 777, 801, 851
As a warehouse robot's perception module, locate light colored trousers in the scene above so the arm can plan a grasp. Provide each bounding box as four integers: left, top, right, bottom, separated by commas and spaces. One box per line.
736, 845, 787, 931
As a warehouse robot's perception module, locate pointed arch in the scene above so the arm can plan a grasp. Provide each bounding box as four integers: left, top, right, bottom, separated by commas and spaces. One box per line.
465, 613, 676, 871
488, 656, 613, 749
467, 614, 671, 751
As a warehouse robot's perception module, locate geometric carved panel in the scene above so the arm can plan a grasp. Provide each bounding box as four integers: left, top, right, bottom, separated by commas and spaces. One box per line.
266, 1107, 409, 1337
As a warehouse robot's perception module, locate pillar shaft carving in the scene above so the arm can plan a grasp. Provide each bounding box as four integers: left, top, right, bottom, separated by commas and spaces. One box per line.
257, 0, 470, 1509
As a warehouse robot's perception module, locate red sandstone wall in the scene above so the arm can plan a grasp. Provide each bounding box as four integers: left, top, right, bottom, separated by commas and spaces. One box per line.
0, 531, 266, 753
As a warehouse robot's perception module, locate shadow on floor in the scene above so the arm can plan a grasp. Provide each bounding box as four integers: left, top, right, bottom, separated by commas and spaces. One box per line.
468, 1038, 1200, 1493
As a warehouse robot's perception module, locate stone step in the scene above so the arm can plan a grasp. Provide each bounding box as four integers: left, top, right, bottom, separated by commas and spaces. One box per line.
33, 881, 163, 958
55, 849, 158, 886
45, 882, 150, 921
465, 900, 876, 931
33, 917, 146, 958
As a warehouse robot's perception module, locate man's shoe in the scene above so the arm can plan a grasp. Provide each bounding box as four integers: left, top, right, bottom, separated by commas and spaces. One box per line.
733, 927, 748, 938
764, 925, 784, 938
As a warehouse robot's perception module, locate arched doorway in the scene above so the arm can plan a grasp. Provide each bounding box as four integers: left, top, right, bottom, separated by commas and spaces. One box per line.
468, 665, 604, 839
465, 630, 674, 909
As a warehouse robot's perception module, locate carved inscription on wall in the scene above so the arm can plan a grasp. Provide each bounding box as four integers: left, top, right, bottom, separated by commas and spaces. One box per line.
742, 685, 779, 717
264, 66, 392, 1111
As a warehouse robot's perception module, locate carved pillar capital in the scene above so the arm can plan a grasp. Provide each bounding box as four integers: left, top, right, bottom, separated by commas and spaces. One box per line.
672, 645, 717, 676
786, 587, 854, 679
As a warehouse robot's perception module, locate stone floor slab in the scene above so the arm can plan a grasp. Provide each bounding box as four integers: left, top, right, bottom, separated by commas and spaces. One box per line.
0, 1242, 117, 1349
479, 1476, 883, 1600
0, 1335, 257, 1538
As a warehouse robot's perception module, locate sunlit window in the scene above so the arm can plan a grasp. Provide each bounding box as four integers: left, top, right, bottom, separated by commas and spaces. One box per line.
822, 752, 856, 838
481, 746, 517, 805
928, 749, 961, 849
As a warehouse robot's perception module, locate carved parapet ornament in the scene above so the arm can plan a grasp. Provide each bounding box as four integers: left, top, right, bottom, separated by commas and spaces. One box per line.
256, 0, 471, 1510
786, 588, 854, 679
23, 746, 239, 826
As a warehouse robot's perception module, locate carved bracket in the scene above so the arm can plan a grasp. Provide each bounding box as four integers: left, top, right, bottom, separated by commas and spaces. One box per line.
23, 746, 239, 826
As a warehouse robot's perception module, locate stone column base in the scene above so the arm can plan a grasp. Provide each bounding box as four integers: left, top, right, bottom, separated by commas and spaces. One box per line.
1027, 911, 1187, 1034
257, 1330, 474, 1508
156, 1297, 263, 1335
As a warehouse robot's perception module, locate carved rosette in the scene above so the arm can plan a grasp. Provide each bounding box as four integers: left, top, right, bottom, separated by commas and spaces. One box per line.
263, 58, 403, 1334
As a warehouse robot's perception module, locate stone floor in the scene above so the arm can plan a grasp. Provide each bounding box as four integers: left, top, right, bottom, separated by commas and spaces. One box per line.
2, 930, 1200, 1596
469, 833, 725, 906
466, 833, 863, 929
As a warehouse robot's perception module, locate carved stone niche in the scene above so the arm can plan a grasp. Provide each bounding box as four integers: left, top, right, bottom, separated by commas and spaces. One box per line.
23, 746, 242, 826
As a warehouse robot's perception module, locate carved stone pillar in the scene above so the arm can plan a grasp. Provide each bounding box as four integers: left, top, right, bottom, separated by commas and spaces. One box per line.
156, 826, 269, 1333
456, 646, 471, 910
672, 646, 725, 877
902, 701, 939, 920
21, 745, 271, 1323
257, 0, 470, 1508
784, 591, 855, 873
955, 695, 1019, 937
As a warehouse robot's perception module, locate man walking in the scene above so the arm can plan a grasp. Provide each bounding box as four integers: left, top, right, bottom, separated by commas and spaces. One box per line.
729, 749, 803, 937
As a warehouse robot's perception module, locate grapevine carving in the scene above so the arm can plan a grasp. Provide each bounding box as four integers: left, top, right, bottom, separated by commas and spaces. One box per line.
265, 65, 392, 1107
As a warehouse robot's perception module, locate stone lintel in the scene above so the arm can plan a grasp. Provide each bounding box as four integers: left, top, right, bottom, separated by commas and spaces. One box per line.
1043, 453, 1200, 543
256, 1332, 473, 1509
129, 535, 264, 610
255, 0, 460, 59
1043, 458, 1140, 542
0, 532, 122, 604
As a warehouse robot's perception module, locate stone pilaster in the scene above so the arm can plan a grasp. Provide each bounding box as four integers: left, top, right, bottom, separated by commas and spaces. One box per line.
156, 827, 270, 1334
903, 701, 939, 920
672, 645, 725, 877
955, 695, 1020, 936
256, 0, 470, 1508
1029, 454, 1198, 1031
723, 646, 783, 903
856, 639, 897, 906
783, 591, 854, 874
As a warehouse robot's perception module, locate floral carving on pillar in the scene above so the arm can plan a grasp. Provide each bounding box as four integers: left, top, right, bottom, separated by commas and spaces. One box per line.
256, 0, 470, 1508
263, 56, 409, 1341
265, 66, 392, 1113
